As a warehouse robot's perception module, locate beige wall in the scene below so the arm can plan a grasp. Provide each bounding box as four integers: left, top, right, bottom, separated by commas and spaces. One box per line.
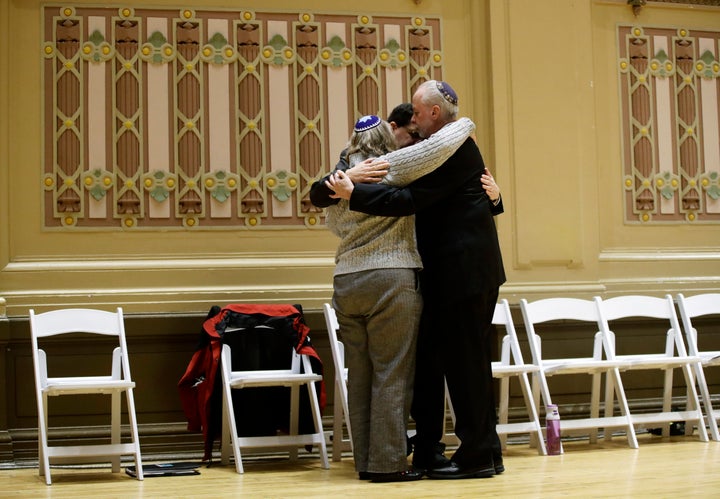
1, 0, 719, 319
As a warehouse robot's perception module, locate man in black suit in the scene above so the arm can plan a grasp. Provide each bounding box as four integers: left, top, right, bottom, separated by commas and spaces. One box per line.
326, 80, 506, 479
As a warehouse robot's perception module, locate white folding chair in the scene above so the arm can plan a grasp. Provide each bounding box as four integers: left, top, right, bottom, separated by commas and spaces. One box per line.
677, 293, 720, 441
29, 307, 143, 485
492, 299, 547, 454
597, 294, 708, 442
322, 303, 353, 461
520, 297, 638, 448
219, 330, 329, 473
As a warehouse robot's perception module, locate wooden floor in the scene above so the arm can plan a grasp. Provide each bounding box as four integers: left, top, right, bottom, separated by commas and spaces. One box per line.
2, 433, 720, 498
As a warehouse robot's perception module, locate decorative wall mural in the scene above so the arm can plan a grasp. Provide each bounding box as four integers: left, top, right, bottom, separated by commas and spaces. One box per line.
42, 6, 443, 229
618, 26, 720, 223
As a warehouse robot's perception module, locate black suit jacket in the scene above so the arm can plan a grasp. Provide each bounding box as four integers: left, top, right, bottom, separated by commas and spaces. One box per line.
349, 138, 506, 300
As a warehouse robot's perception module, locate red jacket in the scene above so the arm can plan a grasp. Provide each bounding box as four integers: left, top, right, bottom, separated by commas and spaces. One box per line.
178, 304, 325, 460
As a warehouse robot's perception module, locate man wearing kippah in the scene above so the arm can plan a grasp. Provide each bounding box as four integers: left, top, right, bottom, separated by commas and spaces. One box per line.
327, 80, 506, 479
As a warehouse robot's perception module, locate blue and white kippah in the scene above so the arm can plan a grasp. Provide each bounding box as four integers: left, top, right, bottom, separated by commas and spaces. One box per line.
436, 81, 458, 106
354, 115, 382, 132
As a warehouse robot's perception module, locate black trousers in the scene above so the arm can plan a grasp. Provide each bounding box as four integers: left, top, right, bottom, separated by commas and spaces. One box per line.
411, 287, 501, 468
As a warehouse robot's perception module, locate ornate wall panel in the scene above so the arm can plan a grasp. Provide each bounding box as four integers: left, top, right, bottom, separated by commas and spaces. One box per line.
618, 26, 720, 223
42, 6, 443, 230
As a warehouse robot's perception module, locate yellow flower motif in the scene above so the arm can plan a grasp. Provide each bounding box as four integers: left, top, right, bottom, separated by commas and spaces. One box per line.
642, 213, 650, 222
164, 47, 173, 56
642, 179, 650, 187
625, 178, 632, 187
321, 50, 331, 60
248, 122, 256, 130
125, 180, 134, 188
289, 179, 297, 188
124, 62, 132, 70
302, 14, 311, 22
187, 180, 196, 188
83, 46, 92, 55
205, 178, 215, 188
228, 179, 237, 188
267, 178, 276, 187
225, 48, 233, 58
65, 120, 73, 128
144, 178, 153, 188
688, 213, 696, 221
246, 64, 255, 72
125, 121, 133, 129
203, 47, 212, 57
45, 45, 54, 55
305, 65, 314, 73
44, 177, 54, 187
263, 48, 272, 58
183, 10, 192, 20
689, 179, 697, 187
122, 8, 131, 18
361, 16, 370, 24
64, 178, 74, 186
308, 217, 317, 226
65, 61, 74, 69
656, 178, 664, 187
248, 217, 258, 226
63, 8, 73, 16
414, 18, 423, 27
249, 180, 258, 188
142, 47, 151, 56
186, 121, 194, 129
243, 12, 252, 21
84, 177, 93, 186
166, 178, 175, 188
284, 49, 293, 59
65, 216, 74, 225
186, 217, 196, 226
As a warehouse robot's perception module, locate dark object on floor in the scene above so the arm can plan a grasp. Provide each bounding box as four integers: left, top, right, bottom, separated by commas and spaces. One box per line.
125, 462, 202, 478
648, 422, 686, 436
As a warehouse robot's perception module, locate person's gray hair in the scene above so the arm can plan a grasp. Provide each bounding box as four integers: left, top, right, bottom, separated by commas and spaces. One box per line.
346, 120, 397, 157
416, 79, 458, 121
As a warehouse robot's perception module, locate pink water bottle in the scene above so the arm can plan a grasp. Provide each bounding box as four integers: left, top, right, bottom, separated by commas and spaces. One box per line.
545, 404, 563, 455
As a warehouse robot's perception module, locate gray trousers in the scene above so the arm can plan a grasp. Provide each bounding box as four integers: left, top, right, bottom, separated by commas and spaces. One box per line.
333, 268, 422, 473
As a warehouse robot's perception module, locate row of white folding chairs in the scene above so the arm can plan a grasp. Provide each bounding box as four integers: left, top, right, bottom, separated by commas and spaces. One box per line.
519, 293, 720, 447
323, 292, 720, 461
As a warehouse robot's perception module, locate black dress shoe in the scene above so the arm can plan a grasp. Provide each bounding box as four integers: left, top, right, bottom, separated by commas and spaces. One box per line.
412, 450, 451, 472
426, 461, 495, 480
369, 469, 424, 483
493, 456, 505, 475
358, 471, 371, 480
